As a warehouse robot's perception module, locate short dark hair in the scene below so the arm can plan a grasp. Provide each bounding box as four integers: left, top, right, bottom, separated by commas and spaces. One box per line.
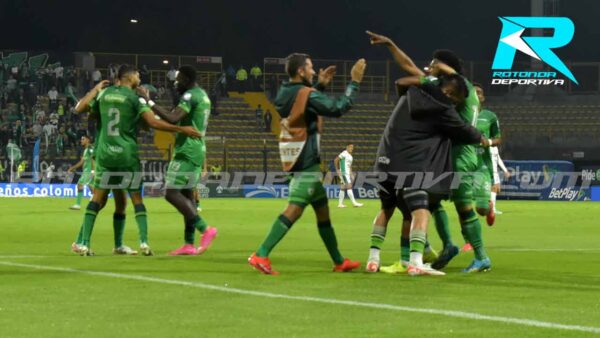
433, 49, 463, 74
178, 65, 197, 83
439, 74, 468, 100
285, 53, 310, 78
117, 64, 137, 79
472, 82, 483, 89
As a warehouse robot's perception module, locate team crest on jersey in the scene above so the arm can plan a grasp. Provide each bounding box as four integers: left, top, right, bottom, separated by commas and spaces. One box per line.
183, 93, 192, 101
307, 188, 314, 196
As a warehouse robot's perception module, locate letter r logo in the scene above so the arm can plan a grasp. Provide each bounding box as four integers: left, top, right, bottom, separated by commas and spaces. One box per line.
492, 16, 577, 84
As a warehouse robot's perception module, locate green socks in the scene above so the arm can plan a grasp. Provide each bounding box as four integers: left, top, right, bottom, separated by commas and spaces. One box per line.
257, 215, 292, 257
113, 213, 126, 248
75, 189, 83, 206
409, 228, 427, 254
459, 209, 488, 260
370, 225, 387, 249
82, 201, 100, 246
317, 220, 344, 265
134, 204, 148, 244
432, 204, 454, 248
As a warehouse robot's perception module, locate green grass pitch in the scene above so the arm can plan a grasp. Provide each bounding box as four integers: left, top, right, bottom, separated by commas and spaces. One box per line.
1, 198, 600, 337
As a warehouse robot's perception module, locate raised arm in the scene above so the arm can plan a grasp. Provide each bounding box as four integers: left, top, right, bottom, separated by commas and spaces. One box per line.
75, 80, 109, 113
367, 31, 425, 77
307, 59, 365, 117
395, 76, 422, 96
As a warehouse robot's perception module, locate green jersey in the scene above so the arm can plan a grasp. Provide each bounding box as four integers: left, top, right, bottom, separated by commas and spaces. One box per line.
476, 109, 501, 168
89, 85, 151, 168
82, 146, 94, 174
174, 86, 211, 166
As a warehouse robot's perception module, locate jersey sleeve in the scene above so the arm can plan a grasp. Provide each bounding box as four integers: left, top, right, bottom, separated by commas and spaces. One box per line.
88, 96, 100, 116
307, 81, 359, 118
490, 113, 501, 138
177, 91, 196, 114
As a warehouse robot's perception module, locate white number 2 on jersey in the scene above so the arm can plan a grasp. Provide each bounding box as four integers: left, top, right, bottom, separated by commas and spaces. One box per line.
107, 107, 120, 136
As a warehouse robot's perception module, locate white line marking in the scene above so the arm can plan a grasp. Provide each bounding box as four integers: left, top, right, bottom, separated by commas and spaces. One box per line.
497, 248, 600, 252
1, 261, 599, 334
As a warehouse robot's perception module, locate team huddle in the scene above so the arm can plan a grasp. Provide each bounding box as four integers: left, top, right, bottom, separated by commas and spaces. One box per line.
68, 31, 509, 276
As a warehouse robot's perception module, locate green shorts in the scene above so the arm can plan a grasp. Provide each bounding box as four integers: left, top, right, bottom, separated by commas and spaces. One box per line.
450, 159, 478, 207
165, 157, 202, 189
93, 162, 143, 191
473, 165, 492, 210
78, 172, 93, 186
288, 164, 328, 209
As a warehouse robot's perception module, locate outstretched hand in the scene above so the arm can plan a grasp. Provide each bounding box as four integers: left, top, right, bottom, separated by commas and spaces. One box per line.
366, 30, 392, 46
351, 59, 367, 83
318, 65, 336, 87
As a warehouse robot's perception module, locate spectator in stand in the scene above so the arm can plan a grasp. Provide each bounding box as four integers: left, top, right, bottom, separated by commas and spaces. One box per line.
43, 121, 55, 153
250, 65, 262, 91
216, 71, 228, 97
49, 110, 59, 127
55, 64, 64, 92
264, 109, 272, 133
57, 103, 65, 123
108, 63, 118, 82
6, 75, 17, 99
236, 66, 248, 93
226, 65, 236, 81
12, 120, 24, 147
65, 82, 78, 106
35, 106, 46, 123
140, 64, 150, 84
92, 68, 102, 85
56, 126, 67, 156
48, 86, 58, 110
32, 119, 42, 139
66, 122, 78, 147
255, 104, 264, 130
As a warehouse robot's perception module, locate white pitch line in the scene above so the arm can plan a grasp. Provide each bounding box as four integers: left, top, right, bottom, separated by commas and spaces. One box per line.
497, 248, 600, 252
1, 261, 599, 334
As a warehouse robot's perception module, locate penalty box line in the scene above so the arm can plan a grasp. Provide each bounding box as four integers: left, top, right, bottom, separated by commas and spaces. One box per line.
1, 261, 599, 335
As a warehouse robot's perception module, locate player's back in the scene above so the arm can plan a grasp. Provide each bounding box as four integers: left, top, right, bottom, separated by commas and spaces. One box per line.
452, 78, 480, 170
174, 86, 210, 166
94, 86, 147, 168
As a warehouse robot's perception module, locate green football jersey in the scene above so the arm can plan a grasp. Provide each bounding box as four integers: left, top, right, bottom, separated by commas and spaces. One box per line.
173, 86, 211, 166
89, 85, 151, 168
476, 109, 500, 139
82, 146, 94, 173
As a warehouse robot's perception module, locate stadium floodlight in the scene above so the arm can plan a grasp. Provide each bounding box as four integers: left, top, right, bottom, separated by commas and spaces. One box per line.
130, 18, 139, 23
163, 60, 169, 64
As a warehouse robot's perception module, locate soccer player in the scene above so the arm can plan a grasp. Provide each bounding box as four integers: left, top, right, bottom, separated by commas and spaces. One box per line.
74, 64, 202, 256
372, 74, 487, 275
472, 83, 502, 225
335, 144, 363, 208
247, 54, 365, 275
491, 147, 510, 214
139, 65, 217, 256
68, 135, 95, 210
367, 30, 490, 272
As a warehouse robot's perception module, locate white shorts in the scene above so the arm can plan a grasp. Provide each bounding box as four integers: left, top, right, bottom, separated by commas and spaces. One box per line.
492, 157, 501, 185
341, 174, 352, 185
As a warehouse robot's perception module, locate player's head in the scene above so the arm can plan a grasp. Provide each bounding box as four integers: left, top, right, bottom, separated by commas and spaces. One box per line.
117, 64, 141, 88
429, 49, 462, 76
285, 53, 314, 86
176, 65, 197, 94
346, 143, 354, 153
80, 135, 91, 146
473, 82, 485, 103
438, 74, 468, 105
